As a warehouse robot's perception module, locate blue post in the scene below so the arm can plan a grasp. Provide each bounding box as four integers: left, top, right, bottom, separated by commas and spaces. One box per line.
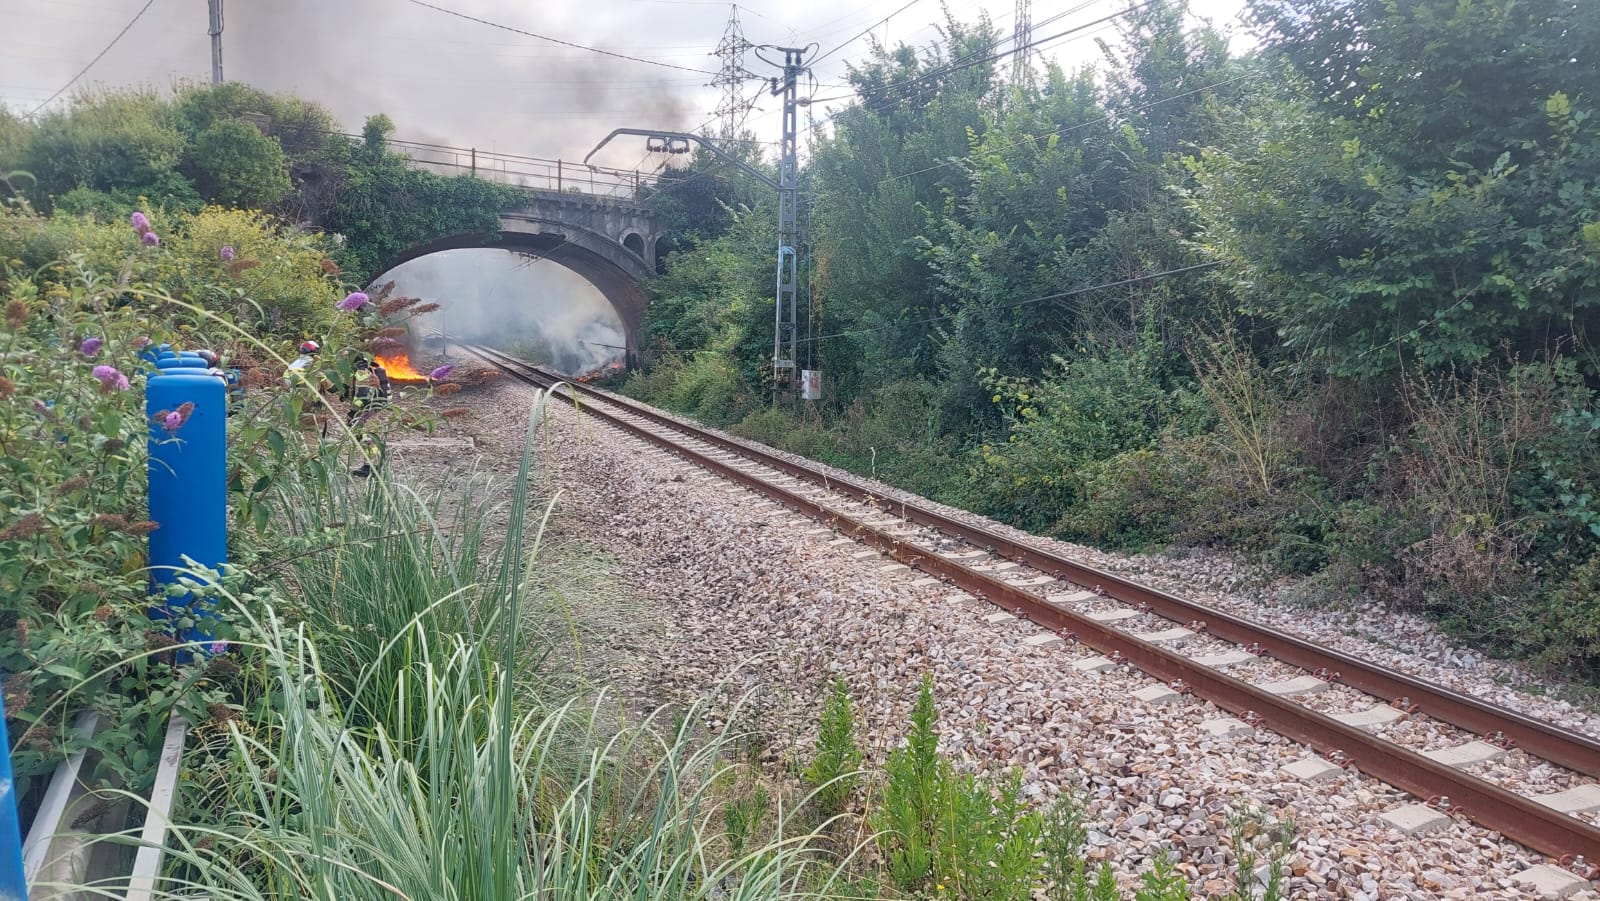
146, 372, 227, 653
0, 688, 27, 900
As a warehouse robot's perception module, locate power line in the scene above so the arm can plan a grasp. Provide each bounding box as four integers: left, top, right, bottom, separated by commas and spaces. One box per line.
28, 0, 158, 116
807, 2, 1150, 104
811, 0, 927, 65
800, 261, 1219, 345
399, 0, 719, 75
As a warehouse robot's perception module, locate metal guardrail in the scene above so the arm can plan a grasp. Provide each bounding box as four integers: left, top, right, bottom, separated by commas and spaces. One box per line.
377, 135, 656, 201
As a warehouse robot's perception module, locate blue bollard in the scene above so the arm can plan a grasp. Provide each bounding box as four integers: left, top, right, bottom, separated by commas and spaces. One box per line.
146, 372, 227, 654
0, 687, 27, 900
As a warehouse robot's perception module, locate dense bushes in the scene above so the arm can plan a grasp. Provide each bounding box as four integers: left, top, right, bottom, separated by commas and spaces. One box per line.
0, 193, 372, 807
0, 86, 525, 283
624, 0, 1600, 682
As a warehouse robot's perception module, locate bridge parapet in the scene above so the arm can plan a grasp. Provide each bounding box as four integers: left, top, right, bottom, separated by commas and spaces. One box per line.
383, 135, 653, 200
379, 135, 665, 272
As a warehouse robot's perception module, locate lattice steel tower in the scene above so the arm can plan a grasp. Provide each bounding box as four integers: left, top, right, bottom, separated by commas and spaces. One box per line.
711, 5, 753, 137
1012, 0, 1032, 83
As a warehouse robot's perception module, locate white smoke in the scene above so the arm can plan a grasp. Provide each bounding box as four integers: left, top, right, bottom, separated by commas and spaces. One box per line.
375, 248, 626, 376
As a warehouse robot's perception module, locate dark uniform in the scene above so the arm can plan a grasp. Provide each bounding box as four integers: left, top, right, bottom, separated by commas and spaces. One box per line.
345, 357, 391, 477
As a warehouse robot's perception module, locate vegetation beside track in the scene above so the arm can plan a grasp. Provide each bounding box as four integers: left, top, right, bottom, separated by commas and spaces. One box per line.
1, 95, 1290, 894
0, 1, 1591, 891
626, 0, 1600, 684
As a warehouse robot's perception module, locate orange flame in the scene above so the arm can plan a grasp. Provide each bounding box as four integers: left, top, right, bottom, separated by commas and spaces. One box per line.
575, 361, 626, 383
375, 350, 428, 382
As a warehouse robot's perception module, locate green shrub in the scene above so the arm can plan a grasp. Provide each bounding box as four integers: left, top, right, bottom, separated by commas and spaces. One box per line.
802, 677, 863, 815
875, 675, 948, 892
186, 120, 292, 210
1521, 552, 1600, 680
1057, 442, 1208, 549
18, 90, 187, 206
664, 351, 750, 425
965, 350, 1196, 531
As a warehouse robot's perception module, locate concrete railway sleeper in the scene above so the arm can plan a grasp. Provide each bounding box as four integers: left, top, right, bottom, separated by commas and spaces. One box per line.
466, 344, 1600, 882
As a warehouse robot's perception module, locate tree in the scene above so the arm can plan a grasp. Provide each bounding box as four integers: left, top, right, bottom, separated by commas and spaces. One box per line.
1188, 0, 1600, 378
187, 119, 292, 209
18, 90, 192, 209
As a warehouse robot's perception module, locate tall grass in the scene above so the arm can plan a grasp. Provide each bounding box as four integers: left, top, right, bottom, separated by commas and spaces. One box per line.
36, 390, 850, 900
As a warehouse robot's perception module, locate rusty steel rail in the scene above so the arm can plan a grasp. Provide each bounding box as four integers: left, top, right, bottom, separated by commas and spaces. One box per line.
470, 345, 1600, 863
499, 352, 1600, 779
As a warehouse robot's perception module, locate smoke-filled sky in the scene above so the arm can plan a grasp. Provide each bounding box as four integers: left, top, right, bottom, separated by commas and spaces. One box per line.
0, 0, 1252, 163
376, 248, 627, 376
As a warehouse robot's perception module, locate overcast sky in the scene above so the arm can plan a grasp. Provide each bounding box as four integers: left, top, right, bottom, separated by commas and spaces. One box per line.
0, 0, 1253, 166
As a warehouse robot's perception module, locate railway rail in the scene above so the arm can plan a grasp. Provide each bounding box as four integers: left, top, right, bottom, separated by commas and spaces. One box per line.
466, 343, 1600, 878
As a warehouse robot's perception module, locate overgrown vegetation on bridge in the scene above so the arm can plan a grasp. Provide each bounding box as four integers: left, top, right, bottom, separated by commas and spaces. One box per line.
0, 83, 525, 283
629, 0, 1600, 683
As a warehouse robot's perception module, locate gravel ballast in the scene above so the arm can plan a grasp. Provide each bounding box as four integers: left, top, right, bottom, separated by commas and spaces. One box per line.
424, 366, 1598, 901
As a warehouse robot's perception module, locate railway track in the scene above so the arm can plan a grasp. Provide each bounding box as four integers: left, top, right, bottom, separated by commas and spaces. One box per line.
466, 343, 1600, 883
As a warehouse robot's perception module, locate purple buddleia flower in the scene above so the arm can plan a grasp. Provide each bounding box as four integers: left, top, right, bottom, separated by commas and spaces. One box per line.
162, 411, 182, 432
428, 365, 453, 381
92, 365, 129, 392
219, 245, 236, 261
130, 211, 150, 232
336, 291, 370, 312
142, 232, 160, 247
79, 336, 103, 356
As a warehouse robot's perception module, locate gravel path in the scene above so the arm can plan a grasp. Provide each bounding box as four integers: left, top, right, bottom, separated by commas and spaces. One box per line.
421, 365, 1598, 901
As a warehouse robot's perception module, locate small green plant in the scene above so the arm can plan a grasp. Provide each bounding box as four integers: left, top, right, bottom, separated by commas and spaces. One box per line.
1226, 802, 1297, 901
803, 676, 863, 815
1090, 861, 1120, 901
943, 767, 1044, 900
1043, 791, 1090, 901
724, 783, 770, 857
1132, 853, 1188, 901
875, 674, 948, 893
874, 676, 1049, 898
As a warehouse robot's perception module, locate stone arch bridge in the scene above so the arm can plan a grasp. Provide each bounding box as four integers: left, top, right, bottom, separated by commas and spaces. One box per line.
378, 190, 663, 364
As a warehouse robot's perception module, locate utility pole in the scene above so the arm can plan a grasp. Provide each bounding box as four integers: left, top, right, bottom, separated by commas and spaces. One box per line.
1012, 0, 1032, 84
585, 46, 813, 401
207, 0, 225, 84
770, 46, 805, 400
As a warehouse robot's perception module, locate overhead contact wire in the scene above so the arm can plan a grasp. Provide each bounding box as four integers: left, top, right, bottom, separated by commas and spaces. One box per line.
401, 0, 719, 75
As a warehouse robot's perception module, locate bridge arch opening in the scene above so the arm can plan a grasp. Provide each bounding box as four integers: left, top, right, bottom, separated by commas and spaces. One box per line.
654, 237, 670, 275
376, 225, 650, 368
370, 247, 627, 378
622, 232, 646, 259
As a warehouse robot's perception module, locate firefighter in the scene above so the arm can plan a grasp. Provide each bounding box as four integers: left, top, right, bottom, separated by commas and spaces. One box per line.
284, 340, 334, 394
345, 355, 392, 478
286, 340, 319, 376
